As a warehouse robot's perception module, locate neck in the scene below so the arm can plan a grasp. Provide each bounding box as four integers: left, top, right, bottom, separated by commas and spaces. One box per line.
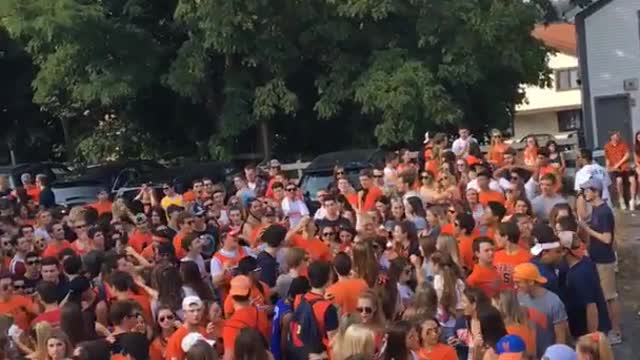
505, 242, 520, 254
479, 260, 492, 268
566, 254, 580, 267
337, 274, 350, 282
592, 198, 604, 206
112, 325, 128, 335
424, 342, 438, 351
530, 286, 545, 298
187, 250, 199, 258
266, 246, 278, 256
310, 287, 324, 296
161, 327, 173, 338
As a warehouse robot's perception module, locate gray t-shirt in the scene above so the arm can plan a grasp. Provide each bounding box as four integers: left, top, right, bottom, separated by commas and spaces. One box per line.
518, 290, 568, 356
531, 194, 567, 221
275, 273, 295, 299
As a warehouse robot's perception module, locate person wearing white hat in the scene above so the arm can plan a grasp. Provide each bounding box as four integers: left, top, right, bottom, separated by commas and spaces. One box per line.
165, 296, 214, 360
181, 332, 215, 353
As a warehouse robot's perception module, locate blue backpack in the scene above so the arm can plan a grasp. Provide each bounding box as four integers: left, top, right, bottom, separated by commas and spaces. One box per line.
286, 296, 327, 359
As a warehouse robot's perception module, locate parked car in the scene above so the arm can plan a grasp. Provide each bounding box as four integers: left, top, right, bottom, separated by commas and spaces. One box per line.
51, 160, 166, 206
299, 149, 385, 213
0, 162, 71, 189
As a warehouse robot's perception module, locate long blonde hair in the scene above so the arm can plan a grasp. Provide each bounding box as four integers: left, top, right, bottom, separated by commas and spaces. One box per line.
436, 234, 460, 266
352, 242, 379, 288
333, 323, 375, 360
576, 332, 614, 360
31, 322, 53, 360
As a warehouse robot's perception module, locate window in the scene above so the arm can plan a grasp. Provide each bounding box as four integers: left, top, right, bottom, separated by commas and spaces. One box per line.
557, 109, 582, 131
555, 67, 580, 91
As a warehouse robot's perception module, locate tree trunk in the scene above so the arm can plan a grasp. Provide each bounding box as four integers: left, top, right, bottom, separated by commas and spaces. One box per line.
259, 120, 271, 161
60, 117, 73, 160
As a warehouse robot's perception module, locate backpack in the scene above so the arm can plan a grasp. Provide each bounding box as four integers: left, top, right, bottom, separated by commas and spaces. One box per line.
286, 296, 327, 359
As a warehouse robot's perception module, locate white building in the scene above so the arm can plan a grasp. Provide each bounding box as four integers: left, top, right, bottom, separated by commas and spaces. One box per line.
514, 23, 582, 140
576, 0, 640, 148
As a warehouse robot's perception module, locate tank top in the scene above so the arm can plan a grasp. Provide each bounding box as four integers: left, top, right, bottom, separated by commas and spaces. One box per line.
270, 299, 292, 360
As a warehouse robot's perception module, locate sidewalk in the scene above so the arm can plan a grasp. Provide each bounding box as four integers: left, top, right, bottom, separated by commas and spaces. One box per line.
611, 211, 640, 358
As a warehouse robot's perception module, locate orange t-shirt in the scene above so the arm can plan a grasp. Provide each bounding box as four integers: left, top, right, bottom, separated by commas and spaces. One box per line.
441, 223, 454, 235
149, 337, 165, 360
70, 240, 90, 256
128, 292, 153, 324
356, 186, 383, 212
25, 185, 40, 203
42, 240, 72, 259
0, 295, 35, 330
172, 232, 188, 259
223, 281, 272, 318
88, 201, 113, 215
523, 147, 538, 167
479, 190, 505, 206
165, 325, 207, 360
222, 307, 271, 353
141, 245, 155, 262
291, 234, 332, 262
494, 248, 532, 287
425, 159, 440, 178
488, 143, 509, 167
466, 264, 503, 298
418, 343, 458, 360
506, 323, 536, 356
128, 230, 152, 254
326, 278, 368, 315
604, 141, 630, 171
465, 155, 482, 167
457, 234, 475, 272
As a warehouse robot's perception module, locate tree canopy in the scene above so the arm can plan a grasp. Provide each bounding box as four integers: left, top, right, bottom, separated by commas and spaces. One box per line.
0, 0, 571, 163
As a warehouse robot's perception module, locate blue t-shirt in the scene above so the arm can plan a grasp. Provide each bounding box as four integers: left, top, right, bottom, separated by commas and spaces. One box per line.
561, 257, 611, 337
588, 203, 615, 263
531, 256, 560, 295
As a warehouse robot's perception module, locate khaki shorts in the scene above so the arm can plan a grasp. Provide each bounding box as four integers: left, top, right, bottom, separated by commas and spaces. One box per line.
596, 262, 618, 300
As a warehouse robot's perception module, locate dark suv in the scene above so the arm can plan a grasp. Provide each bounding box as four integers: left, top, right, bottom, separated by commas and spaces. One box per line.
299, 149, 384, 213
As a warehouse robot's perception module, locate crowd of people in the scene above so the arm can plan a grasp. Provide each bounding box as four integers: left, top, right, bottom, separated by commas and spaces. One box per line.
0, 125, 632, 360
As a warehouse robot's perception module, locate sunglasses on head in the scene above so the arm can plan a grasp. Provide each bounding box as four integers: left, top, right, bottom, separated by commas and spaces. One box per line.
127, 312, 142, 319
13, 283, 24, 290
356, 306, 373, 314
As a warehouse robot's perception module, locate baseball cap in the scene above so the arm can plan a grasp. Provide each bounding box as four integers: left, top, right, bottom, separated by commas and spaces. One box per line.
191, 204, 206, 217
69, 276, 91, 295
542, 344, 577, 360
269, 159, 281, 168
513, 263, 547, 284
181, 296, 203, 310
580, 178, 603, 191
496, 335, 526, 355
229, 275, 251, 297
20, 173, 31, 183
181, 332, 215, 353
237, 256, 260, 275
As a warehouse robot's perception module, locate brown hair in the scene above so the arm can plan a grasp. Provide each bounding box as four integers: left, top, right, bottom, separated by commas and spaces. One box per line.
576, 332, 614, 360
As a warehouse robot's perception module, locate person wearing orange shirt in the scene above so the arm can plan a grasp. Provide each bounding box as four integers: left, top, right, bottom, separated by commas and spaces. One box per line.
20, 173, 41, 204
418, 318, 457, 360
165, 296, 212, 360
210, 228, 253, 301
455, 213, 477, 273
0, 271, 37, 331
172, 212, 194, 259
286, 216, 332, 262
222, 275, 271, 360
42, 222, 72, 259
466, 237, 502, 298
481, 201, 506, 240
223, 256, 272, 318
326, 252, 368, 315
109, 271, 153, 324
88, 189, 113, 215
487, 129, 509, 167
129, 213, 153, 254
477, 171, 505, 207
523, 136, 539, 167
494, 222, 532, 288
604, 131, 636, 210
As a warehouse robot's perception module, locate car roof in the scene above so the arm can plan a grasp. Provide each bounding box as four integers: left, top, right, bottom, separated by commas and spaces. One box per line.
304, 149, 383, 173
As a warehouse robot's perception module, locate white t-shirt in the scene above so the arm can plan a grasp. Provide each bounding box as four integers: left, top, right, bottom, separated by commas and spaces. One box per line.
451, 137, 476, 157
574, 163, 611, 201
181, 253, 207, 277
209, 247, 254, 278
281, 198, 309, 227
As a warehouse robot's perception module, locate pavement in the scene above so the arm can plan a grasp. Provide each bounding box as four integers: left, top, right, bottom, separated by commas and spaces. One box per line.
610, 211, 640, 358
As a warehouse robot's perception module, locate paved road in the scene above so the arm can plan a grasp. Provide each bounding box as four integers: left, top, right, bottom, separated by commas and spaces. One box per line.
611, 211, 640, 358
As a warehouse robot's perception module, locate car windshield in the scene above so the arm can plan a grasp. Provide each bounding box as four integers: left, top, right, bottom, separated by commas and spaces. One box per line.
300, 169, 362, 201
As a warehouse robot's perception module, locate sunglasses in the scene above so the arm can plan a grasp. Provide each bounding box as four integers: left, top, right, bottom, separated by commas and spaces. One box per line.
26, 259, 41, 265
447, 209, 456, 214
159, 314, 175, 322
127, 312, 142, 319
336, 171, 345, 175
356, 306, 373, 314
373, 174, 383, 178
286, 188, 297, 192
420, 175, 430, 180
75, 224, 87, 230
162, 187, 170, 190
322, 232, 335, 237
13, 284, 24, 290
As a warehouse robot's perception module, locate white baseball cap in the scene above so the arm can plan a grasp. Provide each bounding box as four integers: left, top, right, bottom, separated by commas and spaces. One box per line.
181, 296, 203, 310
181, 332, 215, 352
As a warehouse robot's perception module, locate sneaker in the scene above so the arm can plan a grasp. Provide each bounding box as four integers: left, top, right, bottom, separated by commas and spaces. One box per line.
630, 201, 636, 211
620, 202, 627, 211
608, 331, 623, 345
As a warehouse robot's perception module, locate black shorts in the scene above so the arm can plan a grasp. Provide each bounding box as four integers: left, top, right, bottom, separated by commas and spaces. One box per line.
610, 170, 633, 179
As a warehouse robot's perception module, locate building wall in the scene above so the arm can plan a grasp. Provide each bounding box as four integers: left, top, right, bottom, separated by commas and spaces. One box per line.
513, 112, 559, 139
516, 52, 582, 114
584, 0, 640, 146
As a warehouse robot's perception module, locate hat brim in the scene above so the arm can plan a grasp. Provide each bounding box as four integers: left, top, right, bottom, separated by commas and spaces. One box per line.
229, 289, 251, 297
